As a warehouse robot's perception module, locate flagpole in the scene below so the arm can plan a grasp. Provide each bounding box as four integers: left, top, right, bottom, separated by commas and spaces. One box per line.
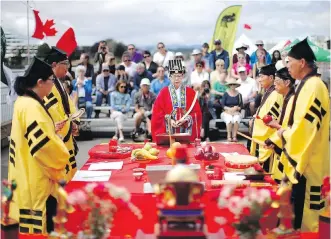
27, 0, 30, 65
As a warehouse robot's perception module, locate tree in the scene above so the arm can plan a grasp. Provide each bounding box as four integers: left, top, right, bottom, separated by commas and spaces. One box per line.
114, 42, 127, 58
36, 43, 51, 59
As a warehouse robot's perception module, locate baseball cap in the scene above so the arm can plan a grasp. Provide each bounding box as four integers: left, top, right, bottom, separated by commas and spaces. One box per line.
191, 49, 201, 55
238, 66, 246, 73
214, 39, 222, 44
202, 42, 209, 48
102, 64, 110, 71
140, 78, 151, 86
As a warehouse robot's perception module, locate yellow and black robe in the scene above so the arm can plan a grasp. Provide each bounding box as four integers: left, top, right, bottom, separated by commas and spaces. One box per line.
281, 73, 330, 232
250, 85, 283, 171
43, 78, 78, 181
265, 88, 295, 182
8, 93, 69, 234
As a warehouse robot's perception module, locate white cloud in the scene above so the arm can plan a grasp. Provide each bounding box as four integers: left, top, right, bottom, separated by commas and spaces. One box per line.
1, 0, 330, 48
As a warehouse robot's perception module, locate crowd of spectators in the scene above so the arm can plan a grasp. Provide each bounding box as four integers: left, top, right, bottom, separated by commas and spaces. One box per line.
66, 39, 288, 142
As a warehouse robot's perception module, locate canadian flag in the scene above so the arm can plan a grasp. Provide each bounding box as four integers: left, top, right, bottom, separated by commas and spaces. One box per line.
31, 10, 77, 56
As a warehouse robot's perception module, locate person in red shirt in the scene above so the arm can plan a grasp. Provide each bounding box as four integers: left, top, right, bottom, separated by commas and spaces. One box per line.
151, 60, 202, 142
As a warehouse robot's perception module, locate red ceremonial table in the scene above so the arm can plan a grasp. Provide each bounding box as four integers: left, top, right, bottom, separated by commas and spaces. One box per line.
16, 142, 321, 239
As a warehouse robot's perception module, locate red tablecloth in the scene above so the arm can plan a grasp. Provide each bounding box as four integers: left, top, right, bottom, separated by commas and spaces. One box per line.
59, 142, 281, 238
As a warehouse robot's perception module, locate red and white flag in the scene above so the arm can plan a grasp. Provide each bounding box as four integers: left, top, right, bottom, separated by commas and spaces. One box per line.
31, 10, 77, 56
243, 24, 252, 30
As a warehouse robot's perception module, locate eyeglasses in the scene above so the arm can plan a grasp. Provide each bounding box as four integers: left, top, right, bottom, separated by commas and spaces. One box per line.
120, 85, 126, 89
143, 55, 150, 58
238, 57, 244, 59
196, 65, 203, 68
103, 69, 109, 72
256, 44, 263, 47
128, 48, 134, 50
214, 43, 221, 45
158, 46, 164, 49
124, 59, 131, 62
59, 61, 69, 66
110, 58, 115, 60
216, 64, 224, 67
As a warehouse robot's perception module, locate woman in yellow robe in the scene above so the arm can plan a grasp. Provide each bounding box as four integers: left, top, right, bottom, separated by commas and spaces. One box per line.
278, 38, 330, 232
264, 65, 295, 182
250, 64, 283, 172
8, 57, 70, 234
42, 47, 78, 182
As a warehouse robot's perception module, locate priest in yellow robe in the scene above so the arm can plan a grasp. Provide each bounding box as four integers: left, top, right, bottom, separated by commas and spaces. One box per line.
43, 47, 78, 181
264, 62, 295, 182
278, 38, 330, 232
250, 64, 283, 172
8, 57, 69, 234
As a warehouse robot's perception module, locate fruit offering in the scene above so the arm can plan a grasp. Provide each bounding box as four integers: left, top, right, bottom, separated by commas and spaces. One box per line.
256, 115, 273, 124
166, 142, 182, 160
131, 142, 160, 162
194, 144, 219, 161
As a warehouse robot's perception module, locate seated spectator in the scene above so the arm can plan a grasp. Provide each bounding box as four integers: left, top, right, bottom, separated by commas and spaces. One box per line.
190, 61, 209, 91
95, 64, 116, 118
175, 52, 190, 86
94, 40, 109, 74
236, 67, 258, 116
231, 52, 252, 79
133, 78, 156, 141
142, 50, 158, 77
105, 52, 116, 75
271, 50, 281, 64
131, 63, 153, 103
199, 80, 216, 142
72, 65, 93, 119
233, 44, 250, 64
188, 49, 210, 77
209, 39, 230, 70
150, 66, 170, 95
116, 65, 133, 95
120, 53, 137, 78
210, 59, 226, 87
211, 70, 228, 99
153, 42, 174, 68
221, 79, 243, 142
201, 43, 211, 71
79, 53, 94, 80
252, 49, 266, 81
250, 40, 272, 67
110, 80, 131, 142
128, 44, 143, 63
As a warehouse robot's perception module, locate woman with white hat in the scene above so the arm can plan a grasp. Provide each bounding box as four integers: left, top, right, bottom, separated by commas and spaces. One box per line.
221, 78, 243, 142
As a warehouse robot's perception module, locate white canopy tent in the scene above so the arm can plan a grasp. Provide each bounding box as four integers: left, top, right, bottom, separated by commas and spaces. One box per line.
268, 40, 291, 54
232, 33, 257, 56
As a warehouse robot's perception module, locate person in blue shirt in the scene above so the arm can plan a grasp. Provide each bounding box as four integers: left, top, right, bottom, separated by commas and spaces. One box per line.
110, 80, 131, 142
209, 39, 230, 70
250, 40, 272, 67
150, 66, 170, 95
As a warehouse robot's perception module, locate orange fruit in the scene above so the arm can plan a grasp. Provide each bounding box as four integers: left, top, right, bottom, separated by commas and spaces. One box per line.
166, 148, 175, 159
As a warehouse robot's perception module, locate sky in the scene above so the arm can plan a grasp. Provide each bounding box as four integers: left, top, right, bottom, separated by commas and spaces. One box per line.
1, 0, 330, 48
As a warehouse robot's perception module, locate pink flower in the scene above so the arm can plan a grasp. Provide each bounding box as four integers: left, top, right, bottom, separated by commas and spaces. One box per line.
219, 185, 236, 199
228, 196, 244, 215
68, 189, 87, 205
215, 216, 227, 225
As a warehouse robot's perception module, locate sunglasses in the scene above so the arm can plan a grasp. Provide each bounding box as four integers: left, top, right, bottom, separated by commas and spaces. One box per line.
120, 85, 126, 89
214, 43, 221, 45
103, 69, 109, 72
143, 55, 150, 58
256, 44, 263, 47
110, 58, 115, 60
124, 59, 131, 62
158, 46, 164, 49
128, 48, 134, 50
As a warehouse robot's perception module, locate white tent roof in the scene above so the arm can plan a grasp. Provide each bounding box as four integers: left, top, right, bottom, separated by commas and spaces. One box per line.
232, 33, 257, 56
268, 40, 291, 54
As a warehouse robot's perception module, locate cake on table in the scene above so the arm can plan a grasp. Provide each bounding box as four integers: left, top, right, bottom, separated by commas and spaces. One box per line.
224, 155, 258, 171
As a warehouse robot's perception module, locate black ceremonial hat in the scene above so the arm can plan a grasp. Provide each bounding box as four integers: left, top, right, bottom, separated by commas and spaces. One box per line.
288, 37, 316, 62
275, 67, 295, 84
44, 46, 68, 64
22, 57, 54, 83
259, 64, 276, 76
168, 59, 185, 75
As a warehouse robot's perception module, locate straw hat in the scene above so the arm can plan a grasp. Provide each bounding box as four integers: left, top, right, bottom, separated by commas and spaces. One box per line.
226, 78, 241, 87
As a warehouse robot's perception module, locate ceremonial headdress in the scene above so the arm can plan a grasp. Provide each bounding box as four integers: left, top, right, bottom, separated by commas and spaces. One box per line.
275, 67, 295, 84
288, 37, 316, 62
44, 47, 68, 64
22, 57, 54, 82
259, 64, 276, 76
168, 59, 185, 75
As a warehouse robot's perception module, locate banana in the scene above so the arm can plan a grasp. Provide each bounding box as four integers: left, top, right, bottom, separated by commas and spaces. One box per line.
149, 148, 160, 156
131, 149, 141, 157
135, 148, 158, 160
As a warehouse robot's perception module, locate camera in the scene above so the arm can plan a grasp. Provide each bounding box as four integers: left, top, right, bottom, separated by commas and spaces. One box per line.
203, 88, 210, 94
101, 46, 106, 50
